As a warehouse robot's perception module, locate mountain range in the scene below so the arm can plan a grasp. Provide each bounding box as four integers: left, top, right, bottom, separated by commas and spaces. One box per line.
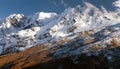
0, 1, 120, 69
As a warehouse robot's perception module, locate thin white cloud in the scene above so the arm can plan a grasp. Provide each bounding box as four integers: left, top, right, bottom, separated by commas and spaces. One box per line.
61, 0, 67, 7
113, 0, 120, 8
76, 2, 120, 24
52, 1, 56, 6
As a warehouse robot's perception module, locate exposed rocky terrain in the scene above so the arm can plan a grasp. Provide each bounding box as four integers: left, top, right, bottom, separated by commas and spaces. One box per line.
0, 23, 120, 69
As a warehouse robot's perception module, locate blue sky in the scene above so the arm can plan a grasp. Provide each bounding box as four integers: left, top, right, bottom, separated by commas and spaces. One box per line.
0, 0, 116, 19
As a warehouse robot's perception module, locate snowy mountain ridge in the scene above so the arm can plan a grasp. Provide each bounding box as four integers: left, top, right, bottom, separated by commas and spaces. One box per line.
0, 1, 120, 54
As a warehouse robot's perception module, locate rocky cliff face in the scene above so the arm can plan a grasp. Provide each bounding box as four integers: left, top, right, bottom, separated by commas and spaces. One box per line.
0, 1, 120, 69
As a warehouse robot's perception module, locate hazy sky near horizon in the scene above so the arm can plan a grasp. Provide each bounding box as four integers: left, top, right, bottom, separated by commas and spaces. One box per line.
0, 0, 116, 19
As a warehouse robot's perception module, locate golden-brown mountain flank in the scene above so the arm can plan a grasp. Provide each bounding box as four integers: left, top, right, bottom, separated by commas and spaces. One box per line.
0, 45, 52, 69
0, 44, 120, 69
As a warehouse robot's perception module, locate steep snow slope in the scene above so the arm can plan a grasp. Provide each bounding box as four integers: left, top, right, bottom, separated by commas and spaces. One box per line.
0, 12, 57, 53
0, 1, 120, 54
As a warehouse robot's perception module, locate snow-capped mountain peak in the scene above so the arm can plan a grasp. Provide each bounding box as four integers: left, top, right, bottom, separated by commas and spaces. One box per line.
35, 12, 57, 20
6, 14, 24, 20
5, 14, 25, 28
